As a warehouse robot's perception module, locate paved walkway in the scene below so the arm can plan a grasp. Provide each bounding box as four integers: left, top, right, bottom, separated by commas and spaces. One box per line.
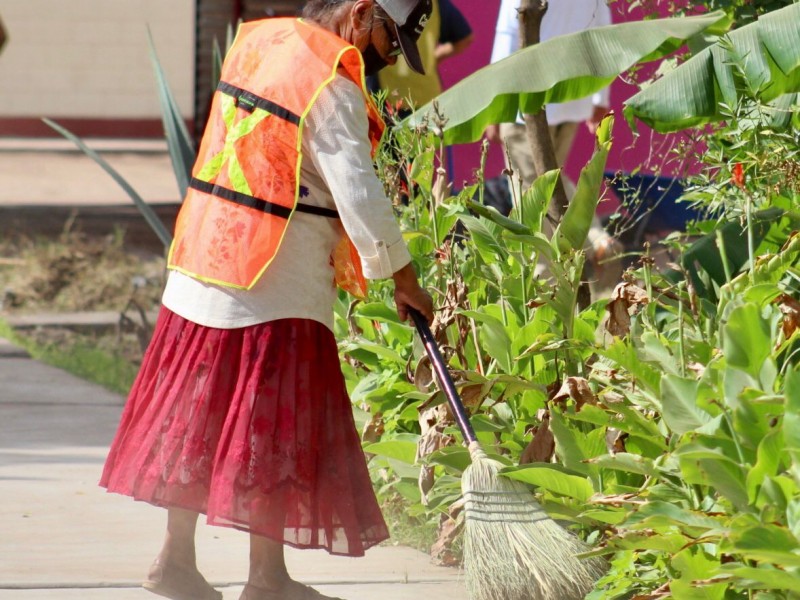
0, 137, 179, 207
0, 339, 467, 599
0, 138, 467, 599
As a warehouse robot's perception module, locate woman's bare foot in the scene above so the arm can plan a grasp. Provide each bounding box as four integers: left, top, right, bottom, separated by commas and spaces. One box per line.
239, 580, 345, 600
143, 559, 222, 600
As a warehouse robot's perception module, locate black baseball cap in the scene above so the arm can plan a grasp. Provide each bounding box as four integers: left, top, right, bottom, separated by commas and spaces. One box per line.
375, 0, 433, 75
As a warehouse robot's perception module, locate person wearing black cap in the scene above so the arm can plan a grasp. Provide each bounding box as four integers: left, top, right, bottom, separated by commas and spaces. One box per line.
98, 2, 433, 600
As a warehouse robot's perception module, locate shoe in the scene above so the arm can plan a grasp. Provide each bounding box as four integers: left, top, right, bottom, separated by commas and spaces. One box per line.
143, 560, 223, 600
239, 580, 345, 600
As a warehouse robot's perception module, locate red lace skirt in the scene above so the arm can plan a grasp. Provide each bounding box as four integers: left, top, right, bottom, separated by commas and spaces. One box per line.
100, 307, 388, 557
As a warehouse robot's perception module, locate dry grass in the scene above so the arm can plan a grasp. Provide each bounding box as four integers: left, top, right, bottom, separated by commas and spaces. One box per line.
0, 228, 165, 315
0, 228, 166, 393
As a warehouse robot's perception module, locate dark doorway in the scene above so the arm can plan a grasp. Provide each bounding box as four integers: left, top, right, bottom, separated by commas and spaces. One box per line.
193, 0, 306, 141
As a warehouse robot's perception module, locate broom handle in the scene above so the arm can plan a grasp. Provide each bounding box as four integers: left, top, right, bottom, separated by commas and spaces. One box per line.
409, 308, 478, 445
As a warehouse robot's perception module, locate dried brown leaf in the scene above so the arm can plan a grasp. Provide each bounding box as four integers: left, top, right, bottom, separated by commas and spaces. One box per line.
589, 493, 644, 506
417, 405, 454, 504
778, 294, 800, 340
605, 282, 650, 338
520, 413, 555, 464
361, 412, 384, 444
432, 166, 452, 207
460, 383, 489, 411
605, 427, 627, 454
430, 514, 462, 567
413, 356, 434, 392
606, 296, 632, 337
552, 376, 597, 410
418, 464, 436, 505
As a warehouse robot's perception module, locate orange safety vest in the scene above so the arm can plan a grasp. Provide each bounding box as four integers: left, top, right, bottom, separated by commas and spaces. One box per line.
167, 18, 386, 297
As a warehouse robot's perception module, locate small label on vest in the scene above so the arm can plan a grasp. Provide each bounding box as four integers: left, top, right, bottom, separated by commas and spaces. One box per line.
237, 91, 258, 112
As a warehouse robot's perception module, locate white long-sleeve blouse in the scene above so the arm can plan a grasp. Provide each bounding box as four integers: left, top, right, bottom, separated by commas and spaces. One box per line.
161, 75, 411, 332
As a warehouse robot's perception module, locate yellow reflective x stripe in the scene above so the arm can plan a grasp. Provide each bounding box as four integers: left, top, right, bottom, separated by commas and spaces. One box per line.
195, 94, 272, 195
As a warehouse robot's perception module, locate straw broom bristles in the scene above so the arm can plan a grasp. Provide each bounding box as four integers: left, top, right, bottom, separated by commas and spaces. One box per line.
407, 309, 605, 599
462, 442, 607, 600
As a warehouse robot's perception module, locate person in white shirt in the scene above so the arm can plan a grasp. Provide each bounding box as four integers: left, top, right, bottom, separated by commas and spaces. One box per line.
99, 2, 434, 600
484, 0, 620, 288
485, 0, 612, 200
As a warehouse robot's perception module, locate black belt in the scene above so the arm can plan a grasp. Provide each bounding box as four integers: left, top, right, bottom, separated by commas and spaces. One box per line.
217, 81, 301, 125
189, 178, 339, 220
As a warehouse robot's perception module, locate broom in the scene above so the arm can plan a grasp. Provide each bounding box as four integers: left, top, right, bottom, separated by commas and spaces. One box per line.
409, 308, 606, 600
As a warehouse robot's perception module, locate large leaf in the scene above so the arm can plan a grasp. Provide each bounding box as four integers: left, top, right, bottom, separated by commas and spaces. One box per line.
42, 118, 174, 248
457, 214, 506, 263
676, 444, 750, 511
721, 565, 800, 593
722, 303, 773, 381
510, 169, 559, 233
784, 367, 800, 456
553, 115, 613, 254
625, 4, 800, 132
666, 207, 783, 297
624, 500, 721, 532
401, 12, 727, 145
501, 463, 595, 502
364, 438, 419, 465
460, 310, 513, 373
661, 375, 713, 435
731, 525, 800, 568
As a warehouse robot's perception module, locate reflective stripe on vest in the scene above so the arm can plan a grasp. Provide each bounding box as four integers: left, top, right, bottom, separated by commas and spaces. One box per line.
167, 18, 385, 294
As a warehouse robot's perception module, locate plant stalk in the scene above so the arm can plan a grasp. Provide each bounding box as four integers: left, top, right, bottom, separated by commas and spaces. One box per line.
745, 191, 756, 286
517, 0, 570, 224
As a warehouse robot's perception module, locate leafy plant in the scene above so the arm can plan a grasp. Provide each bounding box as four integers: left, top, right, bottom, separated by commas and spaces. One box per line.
624, 3, 800, 132
40, 8, 800, 596
353, 6, 800, 597
402, 11, 728, 144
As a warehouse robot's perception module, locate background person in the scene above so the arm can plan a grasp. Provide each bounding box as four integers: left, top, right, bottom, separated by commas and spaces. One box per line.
368, 0, 472, 184
484, 0, 620, 290
485, 0, 612, 200
99, 2, 434, 600
371, 0, 473, 113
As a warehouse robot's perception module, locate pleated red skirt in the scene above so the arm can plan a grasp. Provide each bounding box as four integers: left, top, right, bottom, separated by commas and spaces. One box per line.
100, 307, 389, 557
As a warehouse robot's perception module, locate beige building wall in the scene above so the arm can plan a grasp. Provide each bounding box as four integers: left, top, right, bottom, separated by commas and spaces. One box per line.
0, 0, 195, 121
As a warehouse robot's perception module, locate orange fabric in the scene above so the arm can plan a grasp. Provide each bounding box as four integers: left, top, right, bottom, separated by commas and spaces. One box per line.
168, 18, 385, 294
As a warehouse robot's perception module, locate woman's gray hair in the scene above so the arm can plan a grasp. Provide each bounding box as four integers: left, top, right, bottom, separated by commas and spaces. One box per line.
302, 0, 389, 23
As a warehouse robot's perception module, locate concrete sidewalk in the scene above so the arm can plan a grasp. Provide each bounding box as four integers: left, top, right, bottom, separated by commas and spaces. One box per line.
0, 137, 182, 252
0, 339, 467, 600
0, 138, 180, 207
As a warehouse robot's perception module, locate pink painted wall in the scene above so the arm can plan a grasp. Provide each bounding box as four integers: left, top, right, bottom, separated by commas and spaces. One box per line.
440, 1, 687, 215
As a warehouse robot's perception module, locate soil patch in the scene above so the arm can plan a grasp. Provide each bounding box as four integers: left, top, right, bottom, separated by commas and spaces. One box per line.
0, 228, 166, 389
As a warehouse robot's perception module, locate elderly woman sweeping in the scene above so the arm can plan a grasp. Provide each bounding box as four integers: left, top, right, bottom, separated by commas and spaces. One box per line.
99, 1, 434, 599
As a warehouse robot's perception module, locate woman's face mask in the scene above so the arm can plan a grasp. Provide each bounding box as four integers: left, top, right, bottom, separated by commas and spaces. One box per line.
361, 41, 389, 76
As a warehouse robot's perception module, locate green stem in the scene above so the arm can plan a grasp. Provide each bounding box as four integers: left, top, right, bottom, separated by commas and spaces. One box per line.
521, 261, 530, 323
677, 281, 686, 378
716, 230, 733, 285
470, 316, 486, 376
745, 192, 756, 286
722, 409, 747, 468
643, 242, 653, 300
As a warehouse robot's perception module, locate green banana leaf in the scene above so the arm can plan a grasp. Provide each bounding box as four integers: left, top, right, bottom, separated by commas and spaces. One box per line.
624, 3, 800, 133
554, 115, 613, 255
401, 11, 727, 145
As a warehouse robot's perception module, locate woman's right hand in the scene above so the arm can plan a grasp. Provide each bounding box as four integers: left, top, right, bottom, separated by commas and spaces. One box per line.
392, 263, 434, 325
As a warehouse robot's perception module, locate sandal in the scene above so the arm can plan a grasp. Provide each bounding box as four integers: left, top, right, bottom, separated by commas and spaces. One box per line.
240, 580, 345, 600
143, 560, 223, 600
